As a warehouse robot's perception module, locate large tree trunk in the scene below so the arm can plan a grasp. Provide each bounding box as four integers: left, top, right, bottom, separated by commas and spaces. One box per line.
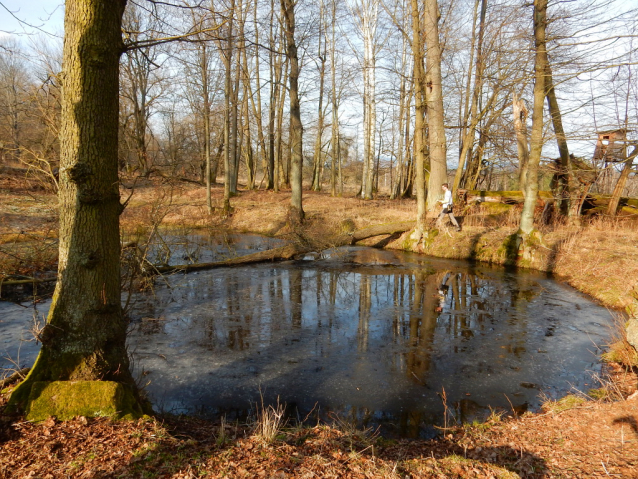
519, 0, 547, 235
411, 0, 427, 229
282, 0, 304, 224
424, 0, 448, 217
10, 0, 140, 411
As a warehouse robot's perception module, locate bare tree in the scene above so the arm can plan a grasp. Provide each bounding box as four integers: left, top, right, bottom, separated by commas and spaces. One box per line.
120, 2, 168, 177
424, 0, 447, 217
179, 6, 224, 211
311, 0, 328, 192
519, 0, 547, 235
410, 0, 427, 227
281, 0, 304, 223
0, 38, 29, 163
349, 0, 382, 200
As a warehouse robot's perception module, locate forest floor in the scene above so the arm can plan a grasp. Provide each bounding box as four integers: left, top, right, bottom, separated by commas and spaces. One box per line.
2, 174, 638, 478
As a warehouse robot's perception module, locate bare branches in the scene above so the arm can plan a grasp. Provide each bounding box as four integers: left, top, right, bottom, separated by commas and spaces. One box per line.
0, 1, 61, 38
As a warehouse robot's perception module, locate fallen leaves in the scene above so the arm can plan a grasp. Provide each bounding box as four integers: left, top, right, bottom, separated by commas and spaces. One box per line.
2, 386, 638, 478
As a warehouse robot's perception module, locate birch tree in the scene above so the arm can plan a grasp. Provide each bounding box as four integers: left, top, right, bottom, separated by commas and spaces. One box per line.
350, 0, 381, 200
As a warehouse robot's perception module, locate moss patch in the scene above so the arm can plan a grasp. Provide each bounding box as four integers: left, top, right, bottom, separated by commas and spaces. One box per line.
541, 394, 587, 414
25, 381, 144, 422
477, 202, 514, 215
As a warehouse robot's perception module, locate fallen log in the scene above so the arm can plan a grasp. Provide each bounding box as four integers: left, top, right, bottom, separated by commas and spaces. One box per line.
0, 367, 30, 390
459, 190, 553, 205
152, 243, 310, 274
586, 194, 638, 209
330, 221, 415, 247
0, 276, 57, 286
154, 221, 415, 275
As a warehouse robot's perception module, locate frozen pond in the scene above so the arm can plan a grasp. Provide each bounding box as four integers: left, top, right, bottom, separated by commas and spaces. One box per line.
1, 237, 612, 438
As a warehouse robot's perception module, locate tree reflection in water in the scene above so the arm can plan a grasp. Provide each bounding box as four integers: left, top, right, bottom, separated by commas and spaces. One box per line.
125, 245, 610, 438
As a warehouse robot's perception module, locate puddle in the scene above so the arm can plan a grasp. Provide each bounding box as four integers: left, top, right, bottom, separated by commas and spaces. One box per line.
1, 240, 612, 438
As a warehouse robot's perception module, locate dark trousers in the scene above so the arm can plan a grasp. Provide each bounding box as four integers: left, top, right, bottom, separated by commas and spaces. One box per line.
436, 206, 459, 228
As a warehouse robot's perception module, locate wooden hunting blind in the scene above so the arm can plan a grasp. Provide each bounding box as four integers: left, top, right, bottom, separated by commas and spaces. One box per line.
593, 128, 628, 162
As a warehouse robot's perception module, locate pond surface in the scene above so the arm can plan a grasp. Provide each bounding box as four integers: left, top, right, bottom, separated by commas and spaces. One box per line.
1, 235, 612, 438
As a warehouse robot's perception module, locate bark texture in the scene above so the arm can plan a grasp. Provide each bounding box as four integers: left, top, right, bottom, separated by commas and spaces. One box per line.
411, 0, 427, 228
424, 0, 448, 217
282, 0, 304, 223
519, 0, 547, 235
544, 62, 571, 217
607, 146, 637, 216
10, 0, 139, 410
513, 93, 530, 190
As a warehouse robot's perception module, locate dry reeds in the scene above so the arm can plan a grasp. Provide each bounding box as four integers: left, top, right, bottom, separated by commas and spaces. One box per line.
251, 394, 286, 444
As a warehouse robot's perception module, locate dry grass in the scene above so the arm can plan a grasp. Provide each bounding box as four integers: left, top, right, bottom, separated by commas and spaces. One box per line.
550, 218, 638, 310
250, 394, 287, 444
4, 393, 637, 478
601, 312, 638, 368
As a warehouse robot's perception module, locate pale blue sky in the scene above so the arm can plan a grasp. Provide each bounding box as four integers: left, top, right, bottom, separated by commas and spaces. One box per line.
0, 0, 63, 38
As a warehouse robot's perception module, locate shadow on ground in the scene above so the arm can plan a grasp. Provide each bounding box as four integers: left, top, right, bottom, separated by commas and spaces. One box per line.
98, 418, 550, 478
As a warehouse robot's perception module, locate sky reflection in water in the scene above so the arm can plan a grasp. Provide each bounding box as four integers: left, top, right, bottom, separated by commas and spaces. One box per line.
123, 244, 611, 438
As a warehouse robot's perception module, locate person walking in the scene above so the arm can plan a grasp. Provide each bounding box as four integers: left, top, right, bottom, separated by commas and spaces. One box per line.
436, 183, 461, 231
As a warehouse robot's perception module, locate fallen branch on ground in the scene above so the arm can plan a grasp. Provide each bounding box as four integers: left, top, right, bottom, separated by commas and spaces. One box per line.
0, 368, 30, 390
154, 221, 415, 274
0, 277, 57, 286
